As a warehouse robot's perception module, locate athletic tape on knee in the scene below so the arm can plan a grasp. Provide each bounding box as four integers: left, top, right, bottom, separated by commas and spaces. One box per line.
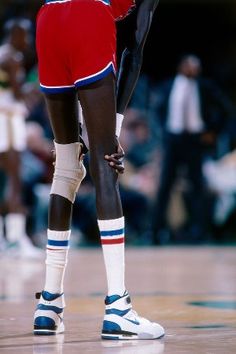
50, 142, 86, 203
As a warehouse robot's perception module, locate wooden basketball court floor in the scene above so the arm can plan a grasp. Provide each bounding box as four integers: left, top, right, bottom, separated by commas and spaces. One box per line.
0, 246, 236, 353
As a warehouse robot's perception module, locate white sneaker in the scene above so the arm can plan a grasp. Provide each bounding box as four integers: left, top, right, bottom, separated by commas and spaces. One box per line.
0, 236, 8, 252
34, 291, 65, 335
19, 235, 44, 259
101, 291, 165, 340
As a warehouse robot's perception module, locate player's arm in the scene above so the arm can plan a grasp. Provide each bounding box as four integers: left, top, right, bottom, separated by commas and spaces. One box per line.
105, 0, 159, 173
116, 0, 159, 117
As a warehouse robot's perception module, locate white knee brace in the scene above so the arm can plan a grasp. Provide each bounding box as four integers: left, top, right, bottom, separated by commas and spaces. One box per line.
50, 142, 86, 203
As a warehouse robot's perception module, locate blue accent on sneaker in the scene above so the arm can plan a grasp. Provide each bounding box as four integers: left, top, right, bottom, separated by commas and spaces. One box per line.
34, 316, 56, 328
101, 335, 120, 340
37, 304, 63, 314
105, 308, 130, 316
105, 291, 128, 305
125, 318, 140, 325
102, 320, 121, 332
42, 291, 62, 301
34, 291, 65, 335
102, 290, 165, 340
105, 294, 122, 305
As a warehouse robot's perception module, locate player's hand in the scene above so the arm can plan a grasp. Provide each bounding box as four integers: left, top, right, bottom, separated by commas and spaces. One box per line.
104, 138, 125, 174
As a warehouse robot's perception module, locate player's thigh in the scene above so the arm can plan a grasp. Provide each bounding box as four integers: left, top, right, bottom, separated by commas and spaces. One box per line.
44, 91, 80, 144
78, 73, 116, 155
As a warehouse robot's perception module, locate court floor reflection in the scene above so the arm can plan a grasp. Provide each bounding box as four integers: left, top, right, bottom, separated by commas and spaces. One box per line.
0, 247, 236, 353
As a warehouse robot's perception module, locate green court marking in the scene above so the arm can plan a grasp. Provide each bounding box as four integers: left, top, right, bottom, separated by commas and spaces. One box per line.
186, 324, 228, 329
188, 300, 236, 310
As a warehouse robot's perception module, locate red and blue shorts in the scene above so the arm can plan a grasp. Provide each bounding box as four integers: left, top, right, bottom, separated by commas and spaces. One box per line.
36, 0, 135, 94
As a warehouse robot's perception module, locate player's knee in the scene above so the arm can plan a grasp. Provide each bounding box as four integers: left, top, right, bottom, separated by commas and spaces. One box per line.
50, 142, 86, 203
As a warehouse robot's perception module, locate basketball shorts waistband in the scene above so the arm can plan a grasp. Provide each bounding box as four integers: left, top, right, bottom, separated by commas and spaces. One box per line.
45, 0, 110, 4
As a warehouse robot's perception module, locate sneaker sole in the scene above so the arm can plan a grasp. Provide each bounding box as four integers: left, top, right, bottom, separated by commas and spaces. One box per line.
34, 323, 64, 336
34, 329, 58, 336
101, 331, 165, 340
102, 332, 138, 340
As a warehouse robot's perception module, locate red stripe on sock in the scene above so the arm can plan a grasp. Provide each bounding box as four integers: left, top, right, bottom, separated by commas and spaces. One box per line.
101, 237, 124, 245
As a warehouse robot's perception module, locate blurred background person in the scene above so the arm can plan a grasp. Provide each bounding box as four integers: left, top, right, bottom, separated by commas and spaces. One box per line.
21, 121, 54, 243
203, 145, 236, 243
150, 54, 235, 244
118, 108, 160, 243
0, 18, 42, 258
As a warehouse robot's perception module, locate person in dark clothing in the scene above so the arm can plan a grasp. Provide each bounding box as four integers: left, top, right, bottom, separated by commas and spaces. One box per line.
151, 54, 234, 244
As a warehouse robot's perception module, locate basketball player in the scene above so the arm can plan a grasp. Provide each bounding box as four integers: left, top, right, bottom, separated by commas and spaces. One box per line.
0, 19, 42, 258
34, 0, 164, 340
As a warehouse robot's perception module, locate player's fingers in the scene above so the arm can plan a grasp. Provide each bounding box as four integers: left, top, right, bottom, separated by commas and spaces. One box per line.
105, 156, 123, 165
112, 153, 125, 160
107, 160, 124, 174
114, 164, 125, 174
105, 153, 124, 161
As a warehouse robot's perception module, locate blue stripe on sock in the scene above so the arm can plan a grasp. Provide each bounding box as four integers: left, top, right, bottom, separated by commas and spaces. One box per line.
47, 240, 69, 247
100, 228, 124, 237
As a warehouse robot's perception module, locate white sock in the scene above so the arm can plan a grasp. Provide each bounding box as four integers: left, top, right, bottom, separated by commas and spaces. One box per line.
44, 229, 71, 294
5, 213, 26, 243
98, 217, 125, 296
